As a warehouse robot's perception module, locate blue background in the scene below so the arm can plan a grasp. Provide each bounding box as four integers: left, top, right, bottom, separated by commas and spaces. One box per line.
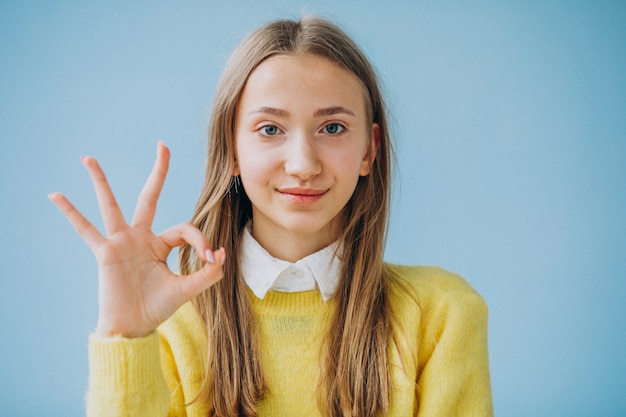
1, 1, 624, 416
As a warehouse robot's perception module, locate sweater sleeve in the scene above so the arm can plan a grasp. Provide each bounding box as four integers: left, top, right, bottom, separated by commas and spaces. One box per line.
416, 290, 494, 417
86, 332, 171, 417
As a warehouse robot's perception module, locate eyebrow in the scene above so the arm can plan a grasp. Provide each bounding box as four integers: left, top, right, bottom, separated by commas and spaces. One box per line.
314, 106, 356, 117
250, 107, 289, 117
249, 106, 356, 118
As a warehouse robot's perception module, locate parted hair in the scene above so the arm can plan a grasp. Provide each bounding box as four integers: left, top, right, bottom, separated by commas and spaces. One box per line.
179, 16, 394, 417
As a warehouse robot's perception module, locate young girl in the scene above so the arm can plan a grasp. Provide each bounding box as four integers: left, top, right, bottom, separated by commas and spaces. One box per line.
50, 16, 492, 417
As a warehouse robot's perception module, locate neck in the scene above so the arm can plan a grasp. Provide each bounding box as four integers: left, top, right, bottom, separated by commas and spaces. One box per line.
251, 222, 338, 262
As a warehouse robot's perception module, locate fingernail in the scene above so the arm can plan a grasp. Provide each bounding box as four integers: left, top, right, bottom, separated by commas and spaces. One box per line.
205, 249, 215, 264
80, 156, 87, 165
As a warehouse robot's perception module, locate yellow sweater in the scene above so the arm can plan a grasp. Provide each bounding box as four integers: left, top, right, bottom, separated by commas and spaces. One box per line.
86, 265, 493, 416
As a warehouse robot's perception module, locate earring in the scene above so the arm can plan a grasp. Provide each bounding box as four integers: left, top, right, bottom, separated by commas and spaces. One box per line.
230, 175, 241, 193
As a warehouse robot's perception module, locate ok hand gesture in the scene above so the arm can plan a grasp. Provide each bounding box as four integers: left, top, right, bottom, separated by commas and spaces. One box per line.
49, 142, 224, 338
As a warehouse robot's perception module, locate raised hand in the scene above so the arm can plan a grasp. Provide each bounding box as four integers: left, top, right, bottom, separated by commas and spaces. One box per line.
49, 142, 224, 338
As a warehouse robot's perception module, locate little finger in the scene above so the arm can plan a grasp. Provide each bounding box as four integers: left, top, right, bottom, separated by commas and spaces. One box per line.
48, 192, 106, 250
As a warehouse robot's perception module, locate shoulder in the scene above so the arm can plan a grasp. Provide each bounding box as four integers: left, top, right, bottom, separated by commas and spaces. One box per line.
384, 263, 488, 317
385, 266, 494, 415
386, 264, 480, 293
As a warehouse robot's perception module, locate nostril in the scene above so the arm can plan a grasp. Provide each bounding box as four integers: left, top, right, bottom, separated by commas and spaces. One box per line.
284, 142, 322, 179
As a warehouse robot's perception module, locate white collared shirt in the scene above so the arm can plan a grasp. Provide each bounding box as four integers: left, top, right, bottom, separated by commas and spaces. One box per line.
240, 226, 341, 301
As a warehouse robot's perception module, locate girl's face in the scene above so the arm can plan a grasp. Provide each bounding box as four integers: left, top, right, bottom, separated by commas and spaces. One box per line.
234, 53, 377, 260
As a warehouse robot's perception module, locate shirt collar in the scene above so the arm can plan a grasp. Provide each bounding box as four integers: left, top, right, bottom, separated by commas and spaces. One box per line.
240, 226, 341, 301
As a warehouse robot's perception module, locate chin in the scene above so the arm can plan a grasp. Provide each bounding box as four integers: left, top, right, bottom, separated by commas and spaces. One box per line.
280, 216, 339, 238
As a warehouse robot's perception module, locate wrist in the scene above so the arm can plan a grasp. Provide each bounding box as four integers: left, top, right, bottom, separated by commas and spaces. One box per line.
95, 320, 153, 339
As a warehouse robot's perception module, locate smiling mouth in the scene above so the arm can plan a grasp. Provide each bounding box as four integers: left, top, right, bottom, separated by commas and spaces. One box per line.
278, 187, 327, 196
277, 188, 328, 204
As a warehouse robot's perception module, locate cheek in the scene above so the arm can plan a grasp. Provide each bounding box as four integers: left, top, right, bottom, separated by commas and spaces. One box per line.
327, 156, 364, 197
238, 159, 262, 186
236, 144, 276, 186
235, 139, 258, 173
333, 144, 368, 176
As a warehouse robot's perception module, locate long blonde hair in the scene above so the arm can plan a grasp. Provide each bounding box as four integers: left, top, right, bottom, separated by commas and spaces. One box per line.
179, 16, 393, 417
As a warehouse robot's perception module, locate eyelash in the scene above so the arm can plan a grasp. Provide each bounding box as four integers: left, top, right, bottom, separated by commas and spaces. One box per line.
320, 123, 346, 135
257, 122, 347, 137
259, 125, 282, 136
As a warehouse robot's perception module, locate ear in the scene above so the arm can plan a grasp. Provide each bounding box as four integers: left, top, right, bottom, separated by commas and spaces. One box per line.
359, 123, 380, 176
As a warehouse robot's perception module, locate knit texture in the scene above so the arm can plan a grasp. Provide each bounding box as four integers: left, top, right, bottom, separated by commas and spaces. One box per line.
86, 265, 493, 416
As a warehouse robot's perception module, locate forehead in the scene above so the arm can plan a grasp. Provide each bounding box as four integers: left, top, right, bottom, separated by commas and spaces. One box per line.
238, 53, 368, 116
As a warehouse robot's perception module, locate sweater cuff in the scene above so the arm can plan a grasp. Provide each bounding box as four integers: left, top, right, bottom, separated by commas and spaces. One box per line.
88, 331, 166, 394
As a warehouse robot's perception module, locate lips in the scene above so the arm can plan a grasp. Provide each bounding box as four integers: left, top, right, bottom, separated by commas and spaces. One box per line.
278, 187, 326, 196
277, 187, 328, 205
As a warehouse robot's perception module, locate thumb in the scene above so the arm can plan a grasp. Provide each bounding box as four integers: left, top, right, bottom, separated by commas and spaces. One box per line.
177, 247, 226, 302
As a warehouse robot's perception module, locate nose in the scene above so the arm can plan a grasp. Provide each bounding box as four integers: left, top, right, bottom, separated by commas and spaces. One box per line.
284, 132, 321, 180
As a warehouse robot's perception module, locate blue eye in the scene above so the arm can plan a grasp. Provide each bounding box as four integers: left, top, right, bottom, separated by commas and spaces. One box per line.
322, 123, 345, 134
261, 125, 280, 136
